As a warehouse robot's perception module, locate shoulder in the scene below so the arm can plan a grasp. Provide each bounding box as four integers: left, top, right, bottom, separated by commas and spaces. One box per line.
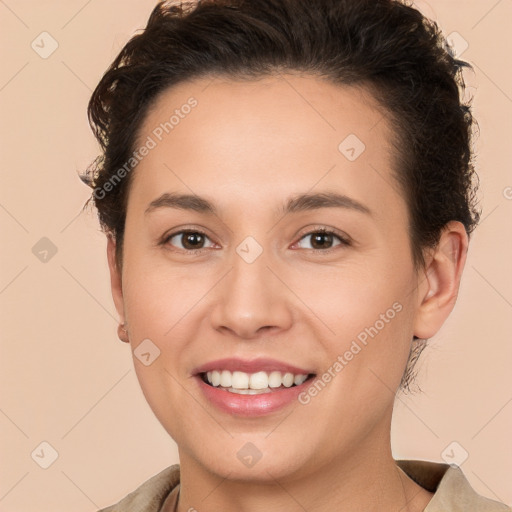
96, 464, 180, 512
397, 459, 510, 512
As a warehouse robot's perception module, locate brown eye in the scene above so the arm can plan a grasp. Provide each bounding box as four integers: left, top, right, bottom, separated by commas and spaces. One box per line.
165, 230, 215, 251
310, 232, 336, 250
295, 228, 349, 251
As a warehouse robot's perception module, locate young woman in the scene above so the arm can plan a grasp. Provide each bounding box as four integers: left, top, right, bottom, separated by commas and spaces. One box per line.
82, 0, 509, 510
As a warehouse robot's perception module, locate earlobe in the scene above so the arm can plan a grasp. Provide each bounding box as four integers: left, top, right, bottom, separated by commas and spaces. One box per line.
413, 221, 469, 339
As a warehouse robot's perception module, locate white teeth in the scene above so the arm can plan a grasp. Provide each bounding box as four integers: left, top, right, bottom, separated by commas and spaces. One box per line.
204, 369, 310, 391
210, 370, 221, 387
268, 371, 282, 388
220, 370, 231, 387
282, 372, 294, 387
294, 374, 308, 386
249, 371, 269, 390
232, 371, 249, 389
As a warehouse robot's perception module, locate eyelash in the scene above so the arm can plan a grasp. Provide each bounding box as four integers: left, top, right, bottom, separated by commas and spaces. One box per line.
160, 226, 351, 255
296, 227, 352, 252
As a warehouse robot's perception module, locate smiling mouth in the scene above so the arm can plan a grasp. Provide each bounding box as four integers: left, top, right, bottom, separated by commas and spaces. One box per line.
199, 370, 316, 395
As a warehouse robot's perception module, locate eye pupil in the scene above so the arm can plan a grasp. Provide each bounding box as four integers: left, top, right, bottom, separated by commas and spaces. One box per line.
183, 232, 204, 249
311, 232, 333, 249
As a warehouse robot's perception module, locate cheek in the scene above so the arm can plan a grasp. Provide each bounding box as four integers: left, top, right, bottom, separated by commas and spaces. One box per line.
122, 252, 208, 337
121, 259, 196, 435
300, 258, 417, 389
297, 256, 413, 334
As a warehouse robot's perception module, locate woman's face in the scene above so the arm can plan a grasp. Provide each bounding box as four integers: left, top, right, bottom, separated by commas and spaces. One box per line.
111, 73, 430, 481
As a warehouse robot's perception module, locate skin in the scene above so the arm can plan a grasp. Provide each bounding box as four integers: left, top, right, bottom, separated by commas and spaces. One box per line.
107, 73, 468, 511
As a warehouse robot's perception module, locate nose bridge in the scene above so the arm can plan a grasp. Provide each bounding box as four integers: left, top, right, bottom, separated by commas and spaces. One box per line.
210, 237, 292, 338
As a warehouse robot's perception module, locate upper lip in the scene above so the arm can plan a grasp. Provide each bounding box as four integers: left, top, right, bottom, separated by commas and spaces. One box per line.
192, 357, 315, 376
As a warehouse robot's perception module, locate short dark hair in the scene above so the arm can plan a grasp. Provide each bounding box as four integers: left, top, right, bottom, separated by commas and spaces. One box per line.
82, 0, 480, 389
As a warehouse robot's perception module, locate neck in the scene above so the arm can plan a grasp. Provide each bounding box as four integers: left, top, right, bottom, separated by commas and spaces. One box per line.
173, 419, 433, 512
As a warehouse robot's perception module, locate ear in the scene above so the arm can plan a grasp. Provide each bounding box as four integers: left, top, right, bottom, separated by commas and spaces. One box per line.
413, 221, 469, 339
107, 235, 126, 327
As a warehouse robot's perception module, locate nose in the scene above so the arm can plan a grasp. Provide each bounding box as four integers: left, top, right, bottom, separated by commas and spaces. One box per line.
209, 248, 293, 340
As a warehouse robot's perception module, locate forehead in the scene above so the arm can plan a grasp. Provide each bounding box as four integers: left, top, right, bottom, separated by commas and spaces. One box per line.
129, 73, 404, 224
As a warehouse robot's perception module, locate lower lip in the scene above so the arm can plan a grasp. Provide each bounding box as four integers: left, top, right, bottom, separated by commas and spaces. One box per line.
195, 375, 314, 417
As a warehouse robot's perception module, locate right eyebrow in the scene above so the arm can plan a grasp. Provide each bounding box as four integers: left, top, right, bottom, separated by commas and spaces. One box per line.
145, 193, 218, 216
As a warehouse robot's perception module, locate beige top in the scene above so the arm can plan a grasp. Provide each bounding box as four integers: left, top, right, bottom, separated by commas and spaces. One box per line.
97, 460, 510, 511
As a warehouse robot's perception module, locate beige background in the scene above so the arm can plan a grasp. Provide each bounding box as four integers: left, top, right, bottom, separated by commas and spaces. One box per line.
0, 0, 511, 510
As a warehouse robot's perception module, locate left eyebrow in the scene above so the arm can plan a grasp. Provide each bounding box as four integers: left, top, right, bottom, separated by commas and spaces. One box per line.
279, 191, 372, 216
144, 191, 372, 217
